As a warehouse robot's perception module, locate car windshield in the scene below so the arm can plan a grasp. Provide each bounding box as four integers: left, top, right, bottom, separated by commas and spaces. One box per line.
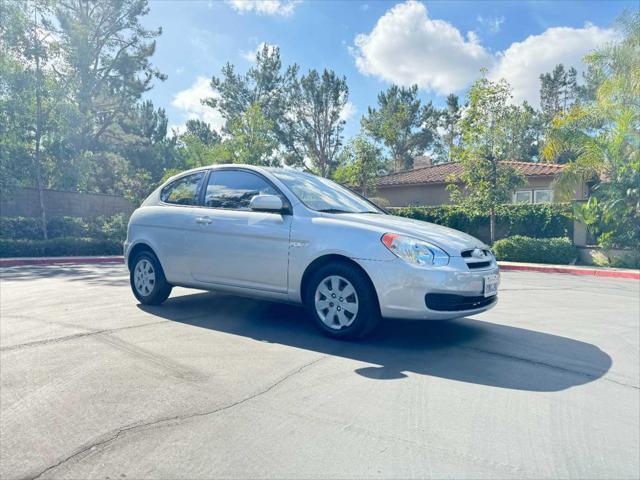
272, 170, 383, 214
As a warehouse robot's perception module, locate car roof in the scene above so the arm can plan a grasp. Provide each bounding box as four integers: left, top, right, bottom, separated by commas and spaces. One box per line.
164, 164, 311, 186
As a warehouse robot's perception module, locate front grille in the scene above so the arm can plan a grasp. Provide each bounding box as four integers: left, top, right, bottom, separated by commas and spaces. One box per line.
461, 248, 494, 270
462, 249, 491, 258
425, 293, 497, 312
467, 261, 491, 269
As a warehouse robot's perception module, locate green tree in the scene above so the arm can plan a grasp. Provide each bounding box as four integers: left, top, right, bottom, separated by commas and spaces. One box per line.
174, 120, 222, 170
450, 74, 526, 244
184, 119, 221, 146
54, 0, 164, 158
205, 44, 298, 163
362, 85, 439, 172
290, 69, 348, 177
503, 102, 543, 162
0, 0, 73, 238
435, 93, 462, 163
333, 135, 384, 196
539, 64, 580, 126
214, 103, 279, 166
117, 100, 179, 203
542, 11, 639, 249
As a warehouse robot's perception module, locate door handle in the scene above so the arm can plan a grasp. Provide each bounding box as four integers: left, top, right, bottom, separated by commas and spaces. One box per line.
195, 216, 212, 225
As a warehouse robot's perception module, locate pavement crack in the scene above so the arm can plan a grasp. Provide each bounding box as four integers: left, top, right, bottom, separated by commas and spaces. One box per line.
25, 355, 325, 480
1, 320, 170, 352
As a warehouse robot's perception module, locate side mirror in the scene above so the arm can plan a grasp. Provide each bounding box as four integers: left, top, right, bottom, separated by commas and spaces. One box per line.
250, 194, 285, 213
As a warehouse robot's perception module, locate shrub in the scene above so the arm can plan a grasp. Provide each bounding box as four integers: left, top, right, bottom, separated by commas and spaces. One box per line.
0, 217, 42, 240
0, 214, 129, 241
392, 203, 573, 243
609, 252, 640, 269
0, 237, 122, 258
492, 236, 577, 264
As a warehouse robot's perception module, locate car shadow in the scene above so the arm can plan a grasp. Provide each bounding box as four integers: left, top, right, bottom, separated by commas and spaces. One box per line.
138, 291, 612, 392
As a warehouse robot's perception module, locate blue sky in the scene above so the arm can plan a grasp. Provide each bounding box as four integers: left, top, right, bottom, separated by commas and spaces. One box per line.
141, 0, 636, 137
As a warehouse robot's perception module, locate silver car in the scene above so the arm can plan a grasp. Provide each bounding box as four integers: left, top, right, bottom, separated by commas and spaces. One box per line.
125, 165, 499, 339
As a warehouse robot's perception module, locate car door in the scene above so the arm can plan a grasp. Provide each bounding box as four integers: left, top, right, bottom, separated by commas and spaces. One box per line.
145, 171, 206, 284
189, 169, 292, 294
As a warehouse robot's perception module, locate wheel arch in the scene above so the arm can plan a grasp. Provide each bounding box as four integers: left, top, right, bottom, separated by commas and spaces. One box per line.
127, 242, 160, 271
300, 254, 380, 311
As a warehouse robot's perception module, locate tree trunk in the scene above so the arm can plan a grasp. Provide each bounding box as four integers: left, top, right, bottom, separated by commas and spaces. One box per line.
34, 36, 48, 240
489, 206, 496, 245
34, 132, 48, 240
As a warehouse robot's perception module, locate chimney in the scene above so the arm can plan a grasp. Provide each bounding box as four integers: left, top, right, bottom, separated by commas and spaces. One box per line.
413, 155, 432, 169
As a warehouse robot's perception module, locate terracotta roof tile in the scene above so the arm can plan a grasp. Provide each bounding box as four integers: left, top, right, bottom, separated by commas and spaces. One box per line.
376, 161, 565, 187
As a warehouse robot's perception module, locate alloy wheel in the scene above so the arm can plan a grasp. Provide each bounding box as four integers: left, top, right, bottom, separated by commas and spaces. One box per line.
134, 258, 156, 297
314, 275, 359, 329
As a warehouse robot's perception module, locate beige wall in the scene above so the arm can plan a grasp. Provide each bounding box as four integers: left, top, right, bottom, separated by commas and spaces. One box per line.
376, 176, 584, 208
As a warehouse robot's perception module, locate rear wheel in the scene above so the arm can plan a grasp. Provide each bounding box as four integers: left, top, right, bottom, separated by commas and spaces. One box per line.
130, 251, 172, 305
306, 262, 380, 339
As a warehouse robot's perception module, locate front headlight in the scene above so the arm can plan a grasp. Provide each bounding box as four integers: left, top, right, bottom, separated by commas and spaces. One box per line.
381, 233, 450, 267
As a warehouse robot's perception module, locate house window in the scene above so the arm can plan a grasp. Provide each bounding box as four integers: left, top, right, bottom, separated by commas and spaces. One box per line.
534, 189, 553, 203
513, 190, 533, 204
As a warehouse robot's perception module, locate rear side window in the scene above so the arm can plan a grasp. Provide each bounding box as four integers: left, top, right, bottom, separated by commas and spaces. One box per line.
204, 170, 278, 210
160, 172, 205, 205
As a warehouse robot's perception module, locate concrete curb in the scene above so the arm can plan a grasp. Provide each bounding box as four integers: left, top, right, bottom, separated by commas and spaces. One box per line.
1, 256, 638, 280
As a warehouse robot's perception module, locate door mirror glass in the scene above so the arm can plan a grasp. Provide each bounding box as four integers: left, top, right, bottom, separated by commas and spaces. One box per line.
250, 194, 284, 212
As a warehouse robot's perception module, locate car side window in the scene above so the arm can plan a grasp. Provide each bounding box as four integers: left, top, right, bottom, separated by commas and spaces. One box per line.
204, 170, 279, 210
160, 172, 205, 205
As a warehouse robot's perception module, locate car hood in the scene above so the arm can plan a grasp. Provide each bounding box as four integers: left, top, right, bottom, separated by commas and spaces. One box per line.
335, 212, 487, 256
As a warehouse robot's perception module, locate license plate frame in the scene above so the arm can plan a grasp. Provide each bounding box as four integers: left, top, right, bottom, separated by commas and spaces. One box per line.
483, 274, 499, 297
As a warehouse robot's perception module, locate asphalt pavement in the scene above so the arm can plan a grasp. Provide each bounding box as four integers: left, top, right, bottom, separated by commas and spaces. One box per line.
1, 264, 638, 479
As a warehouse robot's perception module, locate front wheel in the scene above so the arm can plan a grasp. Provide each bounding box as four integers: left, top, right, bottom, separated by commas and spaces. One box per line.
130, 252, 172, 305
305, 262, 380, 339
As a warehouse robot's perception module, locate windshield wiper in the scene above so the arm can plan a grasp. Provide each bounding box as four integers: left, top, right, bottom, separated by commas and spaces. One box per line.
317, 209, 381, 214
317, 208, 352, 214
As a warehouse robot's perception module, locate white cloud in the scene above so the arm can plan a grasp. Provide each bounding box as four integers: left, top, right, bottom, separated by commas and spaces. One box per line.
477, 15, 504, 34
171, 76, 225, 133
240, 42, 278, 62
490, 25, 617, 106
339, 101, 357, 122
352, 1, 616, 107
226, 0, 300, 17
353, 1, 493, 94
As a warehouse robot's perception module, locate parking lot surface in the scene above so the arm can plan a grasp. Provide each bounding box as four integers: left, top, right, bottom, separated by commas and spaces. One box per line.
1, 264, 638, 479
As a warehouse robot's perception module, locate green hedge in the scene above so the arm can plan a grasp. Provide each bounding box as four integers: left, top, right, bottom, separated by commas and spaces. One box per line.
0, 214, 128, 241
391, 203, 573, 244
0, 237, 123, 258
492, 236, 577, 264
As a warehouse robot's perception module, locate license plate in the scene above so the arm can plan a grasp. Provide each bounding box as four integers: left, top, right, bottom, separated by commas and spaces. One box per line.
483, 274, 499, 297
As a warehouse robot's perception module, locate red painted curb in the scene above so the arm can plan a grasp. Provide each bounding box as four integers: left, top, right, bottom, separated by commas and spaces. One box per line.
0, 256, 124, 267
498, 263, 640, 280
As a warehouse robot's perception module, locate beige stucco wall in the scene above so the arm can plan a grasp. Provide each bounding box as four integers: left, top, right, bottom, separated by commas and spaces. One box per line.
376, 176, 585, 208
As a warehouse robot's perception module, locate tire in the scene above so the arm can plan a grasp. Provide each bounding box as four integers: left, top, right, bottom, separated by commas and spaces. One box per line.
130, 251, 172, 305
305, 262, 380, 339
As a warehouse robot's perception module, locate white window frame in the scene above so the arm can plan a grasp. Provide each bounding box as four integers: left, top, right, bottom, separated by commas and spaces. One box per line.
513, 190, 533, 204
534, 189, 554, 203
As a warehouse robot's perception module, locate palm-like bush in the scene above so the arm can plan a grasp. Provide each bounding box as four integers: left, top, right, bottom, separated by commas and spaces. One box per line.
542, 12, 639, 249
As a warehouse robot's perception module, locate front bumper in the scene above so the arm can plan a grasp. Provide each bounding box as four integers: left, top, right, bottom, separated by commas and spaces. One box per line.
358, 256, 499, 320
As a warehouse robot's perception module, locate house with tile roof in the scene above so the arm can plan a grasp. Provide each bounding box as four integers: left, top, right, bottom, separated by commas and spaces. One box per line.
374, 156, 590, 207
